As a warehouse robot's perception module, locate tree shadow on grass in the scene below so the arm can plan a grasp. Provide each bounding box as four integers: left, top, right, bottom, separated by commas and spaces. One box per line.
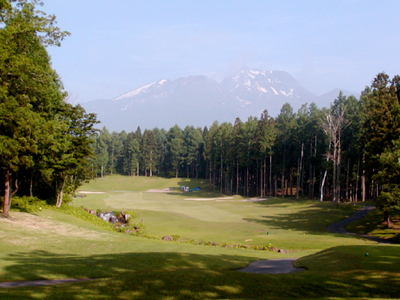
1, 249, 400, 299
243, 202, 363, 236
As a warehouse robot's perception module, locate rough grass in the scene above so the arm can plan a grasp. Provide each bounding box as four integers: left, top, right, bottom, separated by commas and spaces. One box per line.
1, 175, 399, 299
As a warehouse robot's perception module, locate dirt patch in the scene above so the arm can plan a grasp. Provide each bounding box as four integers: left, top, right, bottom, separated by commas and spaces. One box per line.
0, 212, 112, 240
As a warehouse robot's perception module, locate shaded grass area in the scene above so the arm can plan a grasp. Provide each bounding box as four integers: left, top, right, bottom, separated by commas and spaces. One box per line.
0, 246, 399, 299
347, 207, 400, 243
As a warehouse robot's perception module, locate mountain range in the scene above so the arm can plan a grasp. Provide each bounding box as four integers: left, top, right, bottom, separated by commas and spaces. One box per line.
82, 67, 358, 132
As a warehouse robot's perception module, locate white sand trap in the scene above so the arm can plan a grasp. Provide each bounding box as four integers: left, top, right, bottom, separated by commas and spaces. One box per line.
184, 197, 234, 201
185, 197, 268, 202
78, 191, 105, 194
146, 188, 174, 193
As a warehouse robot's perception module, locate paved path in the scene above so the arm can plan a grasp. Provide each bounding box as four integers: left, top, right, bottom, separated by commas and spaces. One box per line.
0, 278, 93, 289
238, 259, 305, 274
327, 205, 396, 244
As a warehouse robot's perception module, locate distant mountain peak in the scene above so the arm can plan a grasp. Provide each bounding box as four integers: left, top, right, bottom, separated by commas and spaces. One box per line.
83, 68, 358, 132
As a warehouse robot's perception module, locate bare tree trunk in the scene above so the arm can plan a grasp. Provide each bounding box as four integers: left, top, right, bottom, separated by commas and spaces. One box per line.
2, 168, 11, 217
362, 154, 366, 202
246, 166, 249, 197
236, 160, 239, 195
220, 154, 223, 194
281, 146, 286, 198
296, 158, 300, 199
346, 158, 350, 201
260, 162, 264, 197
150, 150, 153, 177
30, 174, 33, 197
320, 170, 327, 201
225, 165, 229, 195
336, 130, 342, 202
296, 143, 304, 199
269, 155, 273, 197
56, 175, 67, 207
384, 210, 392, 228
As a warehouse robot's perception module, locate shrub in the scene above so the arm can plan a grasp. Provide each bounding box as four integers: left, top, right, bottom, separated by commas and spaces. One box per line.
11, 196, 47, 213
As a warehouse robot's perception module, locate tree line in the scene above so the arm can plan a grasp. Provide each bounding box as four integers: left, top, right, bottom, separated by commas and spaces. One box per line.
92, 74, 400, 225
0, 0, 97, 216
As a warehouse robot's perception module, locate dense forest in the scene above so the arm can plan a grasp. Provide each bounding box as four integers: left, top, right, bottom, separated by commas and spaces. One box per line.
91, 74, 400, 224
1, 1, 400, 226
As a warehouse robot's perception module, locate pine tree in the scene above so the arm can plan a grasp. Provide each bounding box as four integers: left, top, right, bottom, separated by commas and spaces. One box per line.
0, 0, 69, 215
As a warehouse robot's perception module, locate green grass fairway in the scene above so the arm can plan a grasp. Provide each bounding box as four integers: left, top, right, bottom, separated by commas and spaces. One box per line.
75, 176, 374, 251
0, 175, 399, 299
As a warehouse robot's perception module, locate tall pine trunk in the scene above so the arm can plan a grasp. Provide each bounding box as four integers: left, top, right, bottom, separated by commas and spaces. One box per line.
2, 167, 11, 217
362, 154, 366, 202
236, 160, 239, 195
269, 155, 273, 196
56, 175, 67, 207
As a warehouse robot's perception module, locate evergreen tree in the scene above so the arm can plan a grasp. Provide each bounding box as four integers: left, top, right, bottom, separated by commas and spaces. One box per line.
0, 0, 69, 215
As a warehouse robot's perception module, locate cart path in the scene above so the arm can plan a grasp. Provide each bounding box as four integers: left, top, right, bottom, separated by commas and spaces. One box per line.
327, 205, 397, 244
0, 278, 94, 288
238, 258, 305, 274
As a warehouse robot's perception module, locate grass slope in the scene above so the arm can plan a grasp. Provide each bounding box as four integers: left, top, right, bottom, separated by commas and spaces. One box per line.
0, 175, 399, 299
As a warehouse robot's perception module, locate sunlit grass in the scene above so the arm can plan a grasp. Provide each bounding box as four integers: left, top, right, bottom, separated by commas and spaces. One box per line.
75, 177, 370, 250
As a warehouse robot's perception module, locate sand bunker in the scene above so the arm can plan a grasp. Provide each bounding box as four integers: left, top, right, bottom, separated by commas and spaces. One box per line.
146, 188, 174, 193
78, 191, 105, 194
184, 197, 234, 201
184, 197, 268, 202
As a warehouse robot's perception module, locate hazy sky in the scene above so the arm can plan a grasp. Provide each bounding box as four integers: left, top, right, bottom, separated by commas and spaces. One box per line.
42, 0, 400, 103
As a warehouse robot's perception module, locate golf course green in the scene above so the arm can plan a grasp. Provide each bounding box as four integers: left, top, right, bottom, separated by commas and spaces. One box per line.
0, 175, 399, 299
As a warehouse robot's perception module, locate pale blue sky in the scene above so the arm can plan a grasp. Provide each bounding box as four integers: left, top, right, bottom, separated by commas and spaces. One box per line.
43, 0, 400, 103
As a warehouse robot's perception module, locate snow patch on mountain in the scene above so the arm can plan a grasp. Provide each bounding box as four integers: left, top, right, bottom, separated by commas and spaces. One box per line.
258, 86, 267, 93
280, 88, 294, 97
270, 86, 279, 95
113, 81, 156, 101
